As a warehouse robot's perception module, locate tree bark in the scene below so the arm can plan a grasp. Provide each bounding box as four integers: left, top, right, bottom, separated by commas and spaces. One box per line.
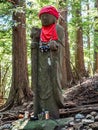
94, 0, 98, 73
59, 9, 73, 86
6, 0, 32, 106
86, 1, 91, 75
75, 1, 87, 77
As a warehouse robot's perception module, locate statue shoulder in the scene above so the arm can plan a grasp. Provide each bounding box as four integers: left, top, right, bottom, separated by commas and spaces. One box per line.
56, 24, 64, 32
30, 27, 41, 43
56, 24, 64, 42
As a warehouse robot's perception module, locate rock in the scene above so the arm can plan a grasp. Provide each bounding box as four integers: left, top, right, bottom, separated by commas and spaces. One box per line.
27, 102, 34, 110
68, 121, 75, 126
75, 113, 85, 120
83, 126, 91, 129
0, 123, 12, 130
90, 111, 97, 117
74, 113, 85, 123
73, 122, 83, 130
95, 115, 98, 121
82, 119, 94, 125
89, 122, 98, 130
86, 114, 94, 120
60, 128, 66, 130
75, 118, 81, 123
66, 127, 74, 130
23, 102, 28, 107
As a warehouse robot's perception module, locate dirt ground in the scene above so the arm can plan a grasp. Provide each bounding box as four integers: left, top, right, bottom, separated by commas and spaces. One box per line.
1, 75, 98, 129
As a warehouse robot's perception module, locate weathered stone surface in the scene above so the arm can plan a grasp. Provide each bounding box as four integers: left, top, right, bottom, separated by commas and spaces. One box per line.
86, 114, 94, 120
95, 115, 98, 121
90, 111, 97, 117
23, 118, 72, 130
31, 8, 65, 119
89, 122, 98, 130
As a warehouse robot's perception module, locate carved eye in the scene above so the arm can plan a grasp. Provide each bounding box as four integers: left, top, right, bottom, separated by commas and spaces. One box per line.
41, 14, 49, 19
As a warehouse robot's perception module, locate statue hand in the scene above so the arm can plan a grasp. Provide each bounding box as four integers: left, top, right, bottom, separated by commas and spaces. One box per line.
49, 40, 58, 51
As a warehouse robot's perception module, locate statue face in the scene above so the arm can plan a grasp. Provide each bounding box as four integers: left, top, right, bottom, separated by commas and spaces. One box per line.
40, 13, 57, 26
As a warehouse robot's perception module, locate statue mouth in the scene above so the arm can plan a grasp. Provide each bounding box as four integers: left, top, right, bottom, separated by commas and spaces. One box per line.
42, 23, 48, 26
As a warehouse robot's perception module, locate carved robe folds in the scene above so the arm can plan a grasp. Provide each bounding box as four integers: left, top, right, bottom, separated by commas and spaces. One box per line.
31, 24, 65, 119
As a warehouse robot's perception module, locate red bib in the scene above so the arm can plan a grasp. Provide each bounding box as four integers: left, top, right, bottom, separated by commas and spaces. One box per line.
40, 24, 58, 42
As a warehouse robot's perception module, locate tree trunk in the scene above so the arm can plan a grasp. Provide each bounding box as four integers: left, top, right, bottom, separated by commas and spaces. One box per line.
75, 1, 87, 78
0, 62, 2, 98
94, 0, 98, 73
59, 9, 73, 86
94, 29, 98, 73
75, 26, 86, 76
6, 0, 32, 106
86, 1, 91, 75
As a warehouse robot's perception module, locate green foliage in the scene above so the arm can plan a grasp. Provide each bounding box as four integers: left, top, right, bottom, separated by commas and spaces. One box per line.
0, 1, 12, 97
0, 0, 98, 97
59, 0, 66, 8
68, 0, 96, 75
0, 2, 12, 15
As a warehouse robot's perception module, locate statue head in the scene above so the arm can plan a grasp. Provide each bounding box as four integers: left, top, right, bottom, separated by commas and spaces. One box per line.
39, 6, 59, 26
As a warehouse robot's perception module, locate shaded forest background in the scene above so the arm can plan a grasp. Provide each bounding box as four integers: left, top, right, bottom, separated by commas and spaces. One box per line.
0, 0, 98, 107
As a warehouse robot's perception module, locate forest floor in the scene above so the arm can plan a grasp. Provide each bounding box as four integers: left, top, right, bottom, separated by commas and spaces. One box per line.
1, 74, 98, 130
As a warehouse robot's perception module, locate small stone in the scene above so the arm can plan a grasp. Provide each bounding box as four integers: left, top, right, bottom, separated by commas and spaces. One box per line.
89, 122, 98, 129
68, 121, 75, 126
64, 126, 68, 129
61, 128, 66, 130
75, 118, 81, 123
95, 115, 98, 121
0, 124, 12, 130
27, 102, 33, 109
90, 111, 97, 117
75, 113, 85, 120
82, 119, 94, 125
86, 114, 94, 120
83, 126, 91, 129
23, 102, 28, 107
67, 127, 74, 130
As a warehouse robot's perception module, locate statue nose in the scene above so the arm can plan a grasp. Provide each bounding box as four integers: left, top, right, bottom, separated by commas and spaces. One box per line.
43, 16, 47, 20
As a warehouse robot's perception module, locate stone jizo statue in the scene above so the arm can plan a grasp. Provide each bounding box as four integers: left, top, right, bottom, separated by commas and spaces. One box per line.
31, 5, 65, 119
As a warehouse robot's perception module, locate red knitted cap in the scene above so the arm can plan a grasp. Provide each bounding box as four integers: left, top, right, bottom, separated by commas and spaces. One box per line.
39, 6, 59, 19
